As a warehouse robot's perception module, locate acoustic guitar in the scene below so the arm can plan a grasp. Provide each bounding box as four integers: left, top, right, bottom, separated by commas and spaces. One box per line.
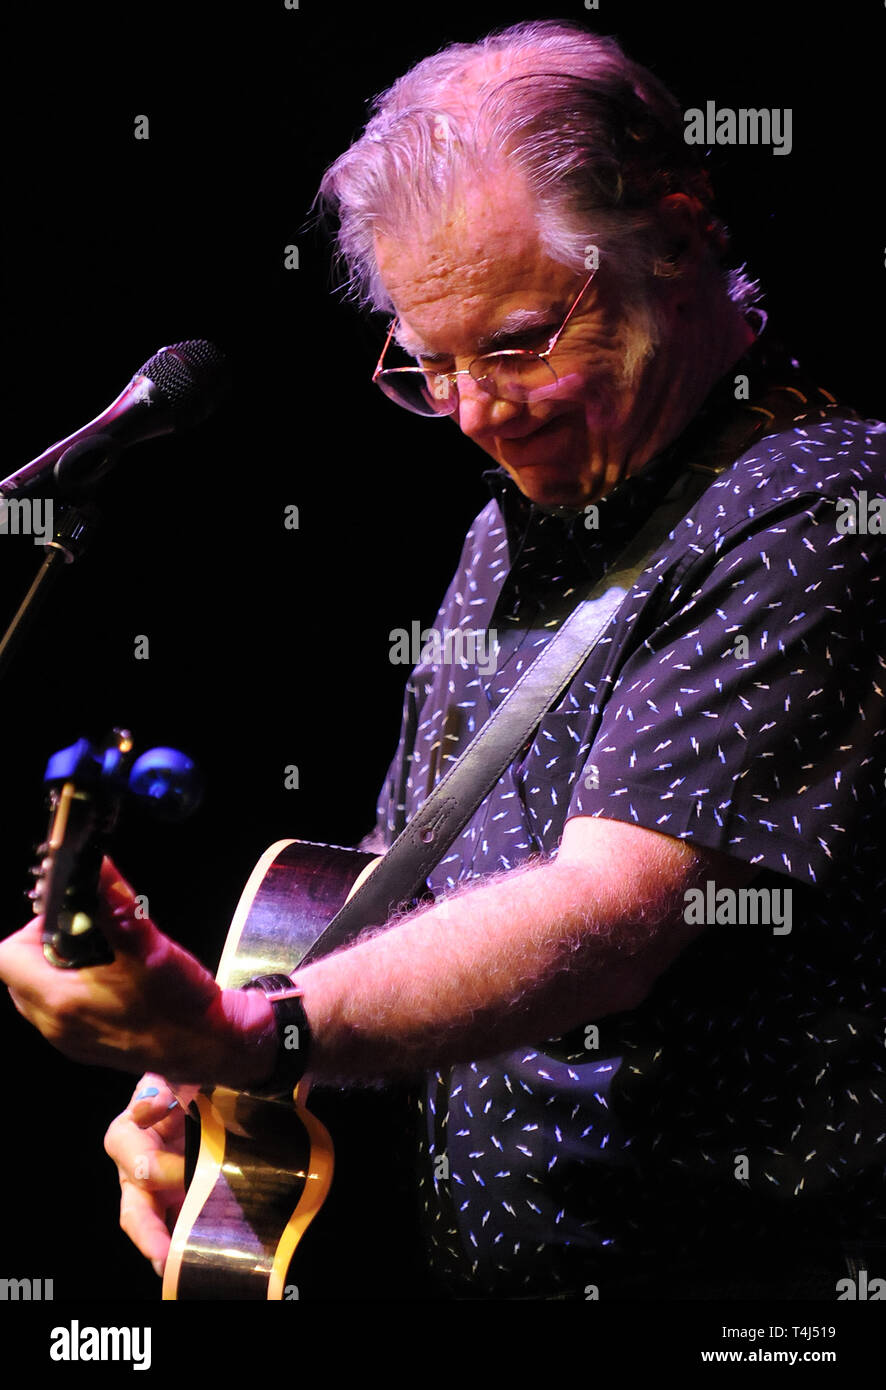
31, 729, 383, 1299
162, 837, 380, 1300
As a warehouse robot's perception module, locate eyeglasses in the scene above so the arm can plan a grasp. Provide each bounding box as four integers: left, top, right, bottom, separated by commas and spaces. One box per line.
372, 266, 598, 417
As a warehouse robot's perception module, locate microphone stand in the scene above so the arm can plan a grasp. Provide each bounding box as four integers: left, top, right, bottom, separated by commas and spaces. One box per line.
0, 436, 118, 688
0, 503, 97, 686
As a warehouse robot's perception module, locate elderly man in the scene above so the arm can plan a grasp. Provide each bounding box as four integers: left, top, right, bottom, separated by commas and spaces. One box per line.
1, 20, 883, 1301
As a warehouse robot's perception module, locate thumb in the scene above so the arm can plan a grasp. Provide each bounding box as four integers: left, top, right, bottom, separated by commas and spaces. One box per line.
96, 855, 157, 953
99, 855, 139, 908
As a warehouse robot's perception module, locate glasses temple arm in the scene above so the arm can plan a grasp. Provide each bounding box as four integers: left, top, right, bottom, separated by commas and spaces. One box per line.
541, 266, 598, 355
373, 318, 399, 378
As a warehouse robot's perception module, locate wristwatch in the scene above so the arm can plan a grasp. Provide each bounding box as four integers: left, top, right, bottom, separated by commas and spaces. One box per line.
241, 973, 312, 1098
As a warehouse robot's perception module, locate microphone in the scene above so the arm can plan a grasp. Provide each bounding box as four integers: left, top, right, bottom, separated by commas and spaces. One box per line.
0, 340, 228, 501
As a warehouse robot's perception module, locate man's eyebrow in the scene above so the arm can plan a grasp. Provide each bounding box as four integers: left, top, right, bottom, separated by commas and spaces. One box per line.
393, 306, 559, 359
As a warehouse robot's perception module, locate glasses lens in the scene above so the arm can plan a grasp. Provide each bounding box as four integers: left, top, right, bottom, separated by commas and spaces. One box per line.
470, 352, 559, 402
375, 369, 455, 417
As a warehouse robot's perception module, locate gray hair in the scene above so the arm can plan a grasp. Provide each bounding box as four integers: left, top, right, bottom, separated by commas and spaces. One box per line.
315, 20, 759, 378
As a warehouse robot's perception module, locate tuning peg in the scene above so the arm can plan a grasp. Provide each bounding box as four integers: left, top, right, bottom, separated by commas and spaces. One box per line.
128, 748, 203, 822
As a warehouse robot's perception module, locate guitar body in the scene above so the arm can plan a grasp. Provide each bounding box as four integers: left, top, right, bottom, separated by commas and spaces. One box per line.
162, 838, 379, 1300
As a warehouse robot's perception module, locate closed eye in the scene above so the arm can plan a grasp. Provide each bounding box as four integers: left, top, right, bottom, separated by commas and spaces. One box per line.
486, 325, 558, 353
418, 326, 558, 367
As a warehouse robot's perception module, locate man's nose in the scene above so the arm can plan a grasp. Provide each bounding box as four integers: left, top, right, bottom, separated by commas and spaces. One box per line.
454, 372, 524, 437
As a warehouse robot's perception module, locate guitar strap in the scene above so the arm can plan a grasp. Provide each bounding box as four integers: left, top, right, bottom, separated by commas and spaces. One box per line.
300, 355, 855, 965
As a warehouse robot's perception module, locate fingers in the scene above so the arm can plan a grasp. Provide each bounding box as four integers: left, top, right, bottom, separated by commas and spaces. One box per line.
106, 1074, 187, 1275
105, 1117, 185, 1194
106, 1075, 186, 1192
126, 1074, 184, 1132
108, 1125, 186, 1192
94, 855, 157, 956
119, 1179, 174, 1274
99, 855, 134, 901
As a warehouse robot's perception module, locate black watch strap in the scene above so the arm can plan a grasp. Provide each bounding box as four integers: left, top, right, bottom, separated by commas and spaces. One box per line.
242, 973, 312, 1099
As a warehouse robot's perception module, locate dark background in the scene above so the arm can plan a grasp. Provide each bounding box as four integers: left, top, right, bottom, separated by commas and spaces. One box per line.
0, 0, 882, 1312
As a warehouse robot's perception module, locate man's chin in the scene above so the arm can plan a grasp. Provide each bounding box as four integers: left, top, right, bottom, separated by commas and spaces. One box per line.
502, 460, 599, 511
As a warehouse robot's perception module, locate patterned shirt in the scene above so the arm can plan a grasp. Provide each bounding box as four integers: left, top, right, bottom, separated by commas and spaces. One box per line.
372, 339, 886, 1298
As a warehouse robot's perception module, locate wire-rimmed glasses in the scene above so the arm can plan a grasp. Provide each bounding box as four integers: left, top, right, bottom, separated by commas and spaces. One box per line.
372, 266, 598, 417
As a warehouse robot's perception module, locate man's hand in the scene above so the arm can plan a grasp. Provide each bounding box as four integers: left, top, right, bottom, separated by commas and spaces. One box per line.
0, 856, 276, 1087
104, 1073, 191, 1277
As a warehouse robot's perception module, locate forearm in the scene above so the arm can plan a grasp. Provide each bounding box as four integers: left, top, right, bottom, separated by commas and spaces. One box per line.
0, 833, 708, 1091
268, 854, 691, 1085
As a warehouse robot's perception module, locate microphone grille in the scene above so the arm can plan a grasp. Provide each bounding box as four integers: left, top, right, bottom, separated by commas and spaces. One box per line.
138, 340, 228, 424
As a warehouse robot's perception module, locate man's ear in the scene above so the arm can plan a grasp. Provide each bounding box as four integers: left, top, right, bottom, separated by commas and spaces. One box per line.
653, 192, 710, 275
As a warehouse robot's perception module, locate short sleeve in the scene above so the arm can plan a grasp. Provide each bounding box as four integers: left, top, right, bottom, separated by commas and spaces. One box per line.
566, 483, 885, 885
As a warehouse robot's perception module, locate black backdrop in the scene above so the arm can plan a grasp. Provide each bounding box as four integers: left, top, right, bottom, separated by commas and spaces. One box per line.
1, 0, 882, 1323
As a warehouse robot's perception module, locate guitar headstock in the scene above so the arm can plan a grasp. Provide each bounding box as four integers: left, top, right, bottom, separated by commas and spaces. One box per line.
31, 728, 136, 968
31, 729, 203, 969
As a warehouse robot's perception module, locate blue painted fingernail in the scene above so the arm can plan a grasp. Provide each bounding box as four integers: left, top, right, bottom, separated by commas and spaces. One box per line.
167, 1099, 179, 1111
135, 1086, 160, 1101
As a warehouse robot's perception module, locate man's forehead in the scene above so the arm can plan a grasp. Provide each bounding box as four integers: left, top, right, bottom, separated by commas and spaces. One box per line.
375, 229, 576, 357
372, 170, 578, 354
376, 170, 535, 263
